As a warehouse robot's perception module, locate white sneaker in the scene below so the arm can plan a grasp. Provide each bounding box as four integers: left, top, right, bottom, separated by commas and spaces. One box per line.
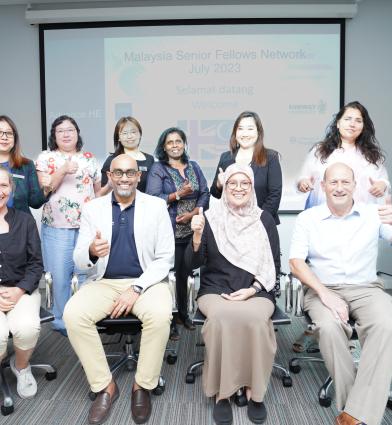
10, 355, 37, 399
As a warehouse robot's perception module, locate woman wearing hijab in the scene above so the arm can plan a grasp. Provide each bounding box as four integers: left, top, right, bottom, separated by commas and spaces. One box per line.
185, 163, 279, 425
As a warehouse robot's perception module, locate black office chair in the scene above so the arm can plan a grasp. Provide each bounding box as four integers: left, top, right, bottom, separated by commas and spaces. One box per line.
86, 272, 196, 399
286, 273, 392, 409
0, 307, 57, 416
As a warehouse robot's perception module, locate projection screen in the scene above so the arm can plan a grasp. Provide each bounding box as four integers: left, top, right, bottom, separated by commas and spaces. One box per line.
40, 19, 344, 211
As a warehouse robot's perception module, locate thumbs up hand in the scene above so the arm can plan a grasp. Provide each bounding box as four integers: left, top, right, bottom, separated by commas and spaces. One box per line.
89, 230, 110, 258
378, 195, 392, 225
298, 177, 315, 193
191, 207, 205, 238
369, 177, 387, 198
216, 167, 225, 190
64, 156, 79, 174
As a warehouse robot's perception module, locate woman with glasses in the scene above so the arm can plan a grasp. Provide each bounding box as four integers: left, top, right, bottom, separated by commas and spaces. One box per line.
146, 127, 209, 339
0, 115, 46, 213
35, 115, 101, 336
101, 116, 154, 194
185, 164, 279, 425
210, 111, 282, 225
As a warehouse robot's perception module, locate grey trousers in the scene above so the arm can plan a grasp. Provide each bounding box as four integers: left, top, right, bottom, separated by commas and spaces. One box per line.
304, 282, 392, 425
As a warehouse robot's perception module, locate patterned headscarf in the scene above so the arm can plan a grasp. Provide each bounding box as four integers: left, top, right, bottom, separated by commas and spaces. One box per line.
205, 163, 276, 291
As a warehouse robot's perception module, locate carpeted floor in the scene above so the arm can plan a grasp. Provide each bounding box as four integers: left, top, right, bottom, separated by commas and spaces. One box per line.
1, 297, 392, 425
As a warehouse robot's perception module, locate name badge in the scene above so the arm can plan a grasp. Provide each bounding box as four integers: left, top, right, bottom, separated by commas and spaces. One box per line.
12, 174, 25, 179
139, 166, 148, 172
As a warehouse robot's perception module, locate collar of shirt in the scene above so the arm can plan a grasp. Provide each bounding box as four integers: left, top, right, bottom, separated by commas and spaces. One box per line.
111, 193, 135, 210
317, 202, 362, 221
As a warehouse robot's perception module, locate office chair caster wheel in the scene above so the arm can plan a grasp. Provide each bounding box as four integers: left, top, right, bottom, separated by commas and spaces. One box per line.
185, 373, 195, 384
282, 376, 293, 387
88, 391, 97, 401
1, 404, 14, 416
45, 371, 57, 381
319, 396, 332, 408
289, 364, 301, 374
234, 393, 247, 407
166, 354, 177, 365
152, 384, 165, 396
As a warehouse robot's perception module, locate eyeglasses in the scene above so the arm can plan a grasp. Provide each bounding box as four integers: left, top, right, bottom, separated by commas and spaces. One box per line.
120, 130, 139, 137
226, 180, 252, 190
0, 130, 14, 139
56, 128, 76, 135
111, 169, 139, 178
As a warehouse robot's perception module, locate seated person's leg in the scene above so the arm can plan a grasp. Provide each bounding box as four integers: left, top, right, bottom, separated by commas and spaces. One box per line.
0, 311, 10, 362
130, 283, 172, 424
7, 289, 41, 398
131, 282, 172, 390
304, 287, 355, 411
198, 294, 276, 402
63, 281, 121, 393
342, 285, 392, 425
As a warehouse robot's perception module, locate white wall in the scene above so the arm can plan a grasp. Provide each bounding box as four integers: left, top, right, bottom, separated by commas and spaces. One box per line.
0, 5, 42, 158
0, 0, 391, 280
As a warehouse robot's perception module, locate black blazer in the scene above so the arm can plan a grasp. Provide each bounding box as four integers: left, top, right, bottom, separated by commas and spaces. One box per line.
210, 149, 282, 224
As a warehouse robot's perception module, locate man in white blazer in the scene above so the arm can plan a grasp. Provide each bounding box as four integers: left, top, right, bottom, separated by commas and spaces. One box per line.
64, 154, 174, 425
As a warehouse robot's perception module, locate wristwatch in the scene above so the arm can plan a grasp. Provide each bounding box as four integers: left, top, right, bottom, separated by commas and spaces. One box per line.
250, 284, 262, 294
175, 192, 181, 201
131, 285, 143, 294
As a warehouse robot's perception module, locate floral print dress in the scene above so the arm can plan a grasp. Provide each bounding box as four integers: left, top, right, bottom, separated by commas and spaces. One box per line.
35, 150, 100, 228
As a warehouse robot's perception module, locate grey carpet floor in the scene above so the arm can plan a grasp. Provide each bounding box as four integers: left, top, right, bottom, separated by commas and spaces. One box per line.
1, 299, 392, 425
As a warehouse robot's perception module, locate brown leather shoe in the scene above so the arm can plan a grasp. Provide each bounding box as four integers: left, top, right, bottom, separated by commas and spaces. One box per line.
131, 387, 151, 424
88, 381, 119, 425
336, 412, 366, 425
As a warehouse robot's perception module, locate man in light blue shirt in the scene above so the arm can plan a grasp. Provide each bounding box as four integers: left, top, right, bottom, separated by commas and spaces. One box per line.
290, 162, 392, 425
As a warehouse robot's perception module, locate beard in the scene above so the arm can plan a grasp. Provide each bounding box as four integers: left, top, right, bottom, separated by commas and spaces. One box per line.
115, 186, 135, 197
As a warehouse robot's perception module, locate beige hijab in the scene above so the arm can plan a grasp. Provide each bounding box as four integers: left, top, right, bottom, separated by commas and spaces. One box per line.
205, 163, 276, 291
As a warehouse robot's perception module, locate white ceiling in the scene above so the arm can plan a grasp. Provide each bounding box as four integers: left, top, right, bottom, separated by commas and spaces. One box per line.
0, 0, 360, 5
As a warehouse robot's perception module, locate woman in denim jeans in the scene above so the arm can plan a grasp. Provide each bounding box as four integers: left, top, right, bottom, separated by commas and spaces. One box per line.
36, 115, 101, 336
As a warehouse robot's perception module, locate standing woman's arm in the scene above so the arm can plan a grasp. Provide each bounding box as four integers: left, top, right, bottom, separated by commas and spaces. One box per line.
261, 151, 282, 218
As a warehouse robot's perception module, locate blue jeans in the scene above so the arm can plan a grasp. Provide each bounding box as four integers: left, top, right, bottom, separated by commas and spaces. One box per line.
41, 225, 86, 332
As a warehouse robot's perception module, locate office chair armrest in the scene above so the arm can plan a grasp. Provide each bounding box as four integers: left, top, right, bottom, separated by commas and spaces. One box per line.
285, 273, 305, 317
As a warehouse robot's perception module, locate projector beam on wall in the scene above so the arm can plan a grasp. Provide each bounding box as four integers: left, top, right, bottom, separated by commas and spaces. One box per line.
25, 3, 358, 24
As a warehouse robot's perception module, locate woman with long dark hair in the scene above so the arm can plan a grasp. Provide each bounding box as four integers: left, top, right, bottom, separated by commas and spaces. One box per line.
210, 111, 282, 224
0, 115, 46, 213
297, 101, 389, 208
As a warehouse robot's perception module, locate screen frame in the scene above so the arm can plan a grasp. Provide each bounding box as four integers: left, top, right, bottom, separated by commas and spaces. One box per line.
38, 17, 346, 214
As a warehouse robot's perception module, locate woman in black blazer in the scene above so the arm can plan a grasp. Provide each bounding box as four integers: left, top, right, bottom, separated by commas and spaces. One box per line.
210, 111, 282, 224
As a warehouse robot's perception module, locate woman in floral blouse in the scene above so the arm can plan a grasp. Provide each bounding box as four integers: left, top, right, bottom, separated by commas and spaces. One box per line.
36, 115, 101, 336
146, 127, 209, 339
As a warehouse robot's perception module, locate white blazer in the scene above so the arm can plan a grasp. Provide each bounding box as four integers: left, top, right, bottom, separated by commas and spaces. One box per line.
73, 190, 175, 291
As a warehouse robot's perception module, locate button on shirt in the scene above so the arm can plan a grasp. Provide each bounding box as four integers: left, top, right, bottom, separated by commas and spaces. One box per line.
103, 196, 143, 279
289, 202, 392, 286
